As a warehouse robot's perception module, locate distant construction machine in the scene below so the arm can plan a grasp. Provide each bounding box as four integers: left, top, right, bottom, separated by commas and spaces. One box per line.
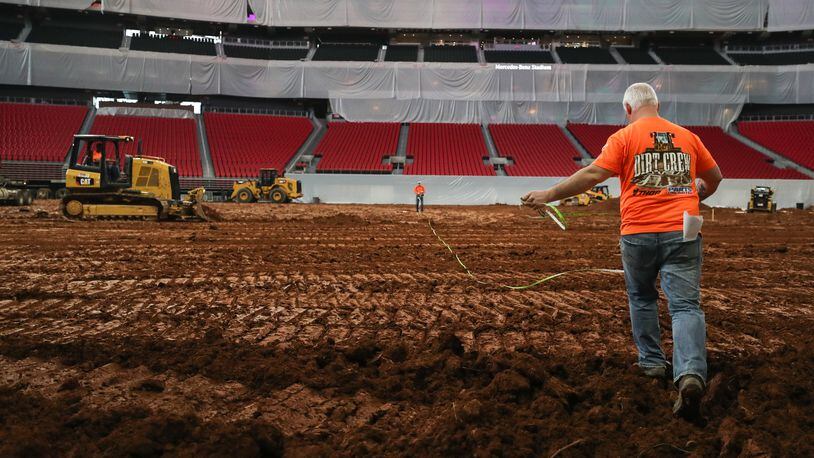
0, 174, 34, 207
563, 185, 611, 206
60, 135, 210, 220
747, 186, 777, 213
231, 168, 303, 203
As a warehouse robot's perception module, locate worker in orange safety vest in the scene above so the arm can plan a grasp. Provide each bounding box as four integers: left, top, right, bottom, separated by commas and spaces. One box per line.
414, 181, 425, 213
85, 143, 103, 166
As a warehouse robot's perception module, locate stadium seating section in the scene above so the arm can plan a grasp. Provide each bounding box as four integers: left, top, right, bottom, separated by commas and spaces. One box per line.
489, 124, 581, 177
0, 102, 88, 162
204, 113, 313, 178
90, 115, 202, 176
614, 47, 657, 64
312, 44, 380, 61
0, 17, 23, 42
569, 123, 804, 179
315, 123, 399, 173
404, 124, 494, 176
424, 45, 478, 63
3, 103, 810, 179
130, 34, 216, 56
556, 47, 616, 64
688, 126, 806, 179
28, 24, 123, 49
224, 45, 308, 60
738, 121, 814, 172
567, 123, 621, 158
655, 47, 730, 65
728, 51, 814, 66
384, 45, 419, 62
484, 50, 555, 63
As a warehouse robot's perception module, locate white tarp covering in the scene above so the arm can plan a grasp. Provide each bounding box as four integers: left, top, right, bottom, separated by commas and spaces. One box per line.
0, 43, 29, 86
103, 0, 247, 24
347, 0, 432, 29
767, 0, 814, 31
0, 0, 93, 8
268, 0, 348, 27
2, 42, 814, 126
0, 0, 774, 30
250, 0, 767, 30
96, 106, 195, 118
330, 99, 744, 126
295, 174, 814, 209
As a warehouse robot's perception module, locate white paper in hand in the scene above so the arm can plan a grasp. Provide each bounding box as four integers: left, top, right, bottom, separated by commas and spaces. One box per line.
683, 211, 703, 242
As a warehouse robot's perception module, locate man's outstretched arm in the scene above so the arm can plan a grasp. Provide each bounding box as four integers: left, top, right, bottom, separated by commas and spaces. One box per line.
696, 165, 722, 201
522, 164, 615, 209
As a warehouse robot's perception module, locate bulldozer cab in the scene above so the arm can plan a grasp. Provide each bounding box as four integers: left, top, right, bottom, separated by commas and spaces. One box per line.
68, 135, 135, 190
258, 168, 279, 187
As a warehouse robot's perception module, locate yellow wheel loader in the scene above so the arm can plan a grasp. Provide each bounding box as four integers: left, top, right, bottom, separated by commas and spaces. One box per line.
60, 135, 210, 221
231, 168, 302, 204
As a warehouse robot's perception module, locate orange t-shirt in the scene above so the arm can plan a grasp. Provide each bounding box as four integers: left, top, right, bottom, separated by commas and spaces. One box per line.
592, 116, 718, 235
414, 185, 425, 195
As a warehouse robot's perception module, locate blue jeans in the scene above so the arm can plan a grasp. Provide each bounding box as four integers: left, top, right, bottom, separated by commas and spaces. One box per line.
620, 231, 707, 385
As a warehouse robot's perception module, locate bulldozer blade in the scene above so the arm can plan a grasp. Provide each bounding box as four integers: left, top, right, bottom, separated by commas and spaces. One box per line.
194, 202, 223, 221
193, 202, 210, 221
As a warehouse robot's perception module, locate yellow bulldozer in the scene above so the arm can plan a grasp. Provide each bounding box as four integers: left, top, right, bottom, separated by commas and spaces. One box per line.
231, 168, 302, 204
563, 185, 611, 206
60, 135, 210, 221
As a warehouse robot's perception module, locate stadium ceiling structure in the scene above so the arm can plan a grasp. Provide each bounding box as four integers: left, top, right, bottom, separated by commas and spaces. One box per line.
1, 0, 813, 32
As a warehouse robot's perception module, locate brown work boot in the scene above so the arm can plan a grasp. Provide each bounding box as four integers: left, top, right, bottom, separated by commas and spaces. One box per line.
672, 374, 704, 419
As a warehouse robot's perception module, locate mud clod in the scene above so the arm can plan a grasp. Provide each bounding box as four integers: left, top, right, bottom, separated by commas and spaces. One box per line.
135, 378, 165, 393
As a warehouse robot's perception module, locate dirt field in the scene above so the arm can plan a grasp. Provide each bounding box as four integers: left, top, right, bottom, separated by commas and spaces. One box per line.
0, 200, 812, 457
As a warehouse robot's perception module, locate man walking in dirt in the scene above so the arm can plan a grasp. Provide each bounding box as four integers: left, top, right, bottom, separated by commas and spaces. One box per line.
521, 82, 723, 419
414, 181, 425, 213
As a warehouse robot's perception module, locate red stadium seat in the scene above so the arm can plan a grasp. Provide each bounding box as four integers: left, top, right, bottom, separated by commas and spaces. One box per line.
404, 123, 494, 176
567, 123, 622, 158
489, 124, 581, 177
0, 102, 88, 163
738, 121, 814, 174
90, 115, 202, 177
315, 122, 398, 173
688, 126, 807, 179
569, 123, 805, 179
204, 113, 313, 178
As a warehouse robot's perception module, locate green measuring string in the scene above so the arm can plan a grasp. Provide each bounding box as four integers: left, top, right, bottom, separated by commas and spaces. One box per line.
428, 204, 623, 291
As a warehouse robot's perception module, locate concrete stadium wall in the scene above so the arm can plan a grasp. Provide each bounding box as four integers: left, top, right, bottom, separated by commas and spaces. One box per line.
295, 174, 814, 209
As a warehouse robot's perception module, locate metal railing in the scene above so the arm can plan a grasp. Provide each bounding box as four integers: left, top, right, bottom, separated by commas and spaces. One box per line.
222, 37, 309, 48
727, 42, 814, 53
205, 106, 309, 117
0, 96, 89, 107
739, 113, 814, 122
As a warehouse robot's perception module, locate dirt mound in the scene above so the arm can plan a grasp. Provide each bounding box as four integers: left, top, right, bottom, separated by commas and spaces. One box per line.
198, 203, 225, 221
2, 331, 811, 456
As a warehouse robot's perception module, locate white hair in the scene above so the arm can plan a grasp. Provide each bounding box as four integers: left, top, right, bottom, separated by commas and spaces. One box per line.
622, 82, 659, 112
